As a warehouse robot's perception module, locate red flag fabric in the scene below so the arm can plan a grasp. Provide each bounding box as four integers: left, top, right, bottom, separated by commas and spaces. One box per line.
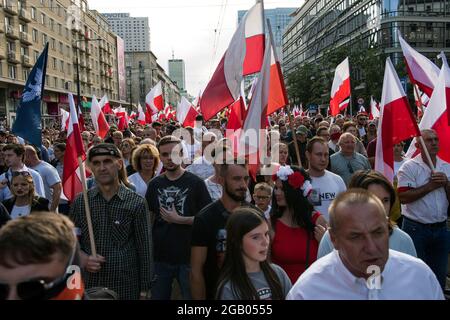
406, 53, 450, 163
99, 95, 113, 114
242, 0, 265, 75
90, 95, 110, 138
375, 58, 420, 182
62, 93, 86, 202
145, 81, 164, 114
330, 57, 351, 116
226, 96, 247, 131
398, 31, 439, 97
177, 97, 199, 128
200, 2, 253, 120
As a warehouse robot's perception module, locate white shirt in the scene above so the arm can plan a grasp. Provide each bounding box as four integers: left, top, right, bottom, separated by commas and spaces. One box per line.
398, 155, 450, 224
30, 161, 61, 205
128, 173, 149, 197
393, 158, 407, 177
11, 204, 31, 219
309, 170, 347, 221
287, 250, 444, 300
0, 165, 46, 201
328, 141, 338, 152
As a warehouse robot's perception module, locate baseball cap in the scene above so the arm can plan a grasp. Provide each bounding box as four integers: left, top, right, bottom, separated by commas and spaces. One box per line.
296, 125, 309, 135
88, 143, 122, 161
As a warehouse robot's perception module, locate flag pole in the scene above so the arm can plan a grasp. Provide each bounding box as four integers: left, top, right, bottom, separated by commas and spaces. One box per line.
77, 156, 97, 257
286, 104, 302, 167
417, 136, 435, 172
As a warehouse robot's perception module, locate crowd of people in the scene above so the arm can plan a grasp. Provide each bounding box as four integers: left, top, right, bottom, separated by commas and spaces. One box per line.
0, 110, 448, 300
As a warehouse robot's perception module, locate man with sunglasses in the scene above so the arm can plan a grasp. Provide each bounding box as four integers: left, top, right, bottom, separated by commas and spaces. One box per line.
0, 144, 45, 202
0, 213, 84, 300
70, 143, 153, 300
330, 133, 371, 186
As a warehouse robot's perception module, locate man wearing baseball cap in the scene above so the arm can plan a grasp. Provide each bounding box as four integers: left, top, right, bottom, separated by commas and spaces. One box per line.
69, 143, 153, 300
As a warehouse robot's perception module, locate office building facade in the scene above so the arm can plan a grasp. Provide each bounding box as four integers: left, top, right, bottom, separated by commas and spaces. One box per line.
102, 13, 150, 52
168, 58, 186, 95
282, 0, 450, 76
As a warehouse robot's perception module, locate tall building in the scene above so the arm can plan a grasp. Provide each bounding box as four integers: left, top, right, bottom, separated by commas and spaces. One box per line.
282, 0, 450, 76
126, 51, 180, 108
238, 7, 296, 58
102, 13, 150, 52
168, 59, 186, 95
0, 0, 123, 126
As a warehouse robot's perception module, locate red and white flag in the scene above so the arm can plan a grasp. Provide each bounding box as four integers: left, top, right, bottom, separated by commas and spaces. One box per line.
375, 58, 420, 182
62, 93, 86, 202
406, 52, 450, 163
60, 108, 69, 131
90, 95, 110, 139
164, 104, 176, 121
240, 33, 272, 179
177, 97, 199, 128
146, 81, 164, 114
266, 21, 289, 116
137, 104, 146, 125
330, 57, 351, 116
398, 31, 439, 97
200, 2, 259, 121
370, 96, 380, 119
115, 107, 129, 131
242, 0, 265, 76
99, 95, 113, 114
226, 96, 247, 131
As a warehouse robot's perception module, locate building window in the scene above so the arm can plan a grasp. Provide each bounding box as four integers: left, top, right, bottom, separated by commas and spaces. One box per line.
23, 69, 30, 81
53, 57, 57, 69
42, 34, 47, 45
41, 13, 46, 26
32, 29, 38, 42
8, 65, 16, 79
31, 7, 37, 20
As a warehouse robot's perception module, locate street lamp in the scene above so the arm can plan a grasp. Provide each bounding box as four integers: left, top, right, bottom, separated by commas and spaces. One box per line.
73, 37, 101, 113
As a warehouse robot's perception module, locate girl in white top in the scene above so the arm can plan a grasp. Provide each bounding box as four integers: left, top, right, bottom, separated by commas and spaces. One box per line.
318, 170, 416, 258
120, 138, 136, 168
127, 144, 160, 197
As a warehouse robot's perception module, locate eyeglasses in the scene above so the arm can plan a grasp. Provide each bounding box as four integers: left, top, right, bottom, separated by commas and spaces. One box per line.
347, 162, 354, 174
0, 245, 76, 300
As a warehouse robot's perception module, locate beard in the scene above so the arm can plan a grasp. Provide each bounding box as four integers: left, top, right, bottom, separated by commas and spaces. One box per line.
224, 181, 247, 202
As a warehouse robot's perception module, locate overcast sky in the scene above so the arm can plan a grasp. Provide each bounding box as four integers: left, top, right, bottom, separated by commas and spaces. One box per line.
89, 0, 303, 98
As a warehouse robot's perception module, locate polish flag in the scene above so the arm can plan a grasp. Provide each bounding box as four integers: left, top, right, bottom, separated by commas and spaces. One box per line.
115, 108, 129, 131
226, 96, 247, 131
370, 96, 380, 119
77, 105, 86, 132
240, 32, 273, 179
266, 21, 289, 116
62, 93, 86, 202
164, 104, 176, 121
330, 57, 351, 116
90, 95, 110, 139
200, 2, 253, 121
60, 108, 70, 131
406, 52, 450, 163
137, 104, 146, 125
293, 106, 301, 117
99, 95, 113, 114
398, 31, 439, 97
375, 58, 420, 182
177, 96, 199, 128
129, 111, 137, 119
242, 0, 265, 76
146, 81, 164, 114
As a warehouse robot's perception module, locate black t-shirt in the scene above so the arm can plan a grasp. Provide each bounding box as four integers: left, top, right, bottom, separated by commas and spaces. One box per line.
191, 200, 231, 300
146, 171, 212, 264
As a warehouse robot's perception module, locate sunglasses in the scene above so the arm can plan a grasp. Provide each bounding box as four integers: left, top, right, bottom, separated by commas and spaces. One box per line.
0, 246, 76, 300
347, 162, 354, 174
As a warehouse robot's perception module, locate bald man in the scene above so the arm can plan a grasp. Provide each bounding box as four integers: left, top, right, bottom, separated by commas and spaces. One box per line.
24, 145, 62, 212
330, 133, 371, 185
287, 189, 443, 300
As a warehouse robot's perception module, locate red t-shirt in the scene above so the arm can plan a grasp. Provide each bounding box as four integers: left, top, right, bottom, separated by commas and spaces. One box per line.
271, 212, 320, 284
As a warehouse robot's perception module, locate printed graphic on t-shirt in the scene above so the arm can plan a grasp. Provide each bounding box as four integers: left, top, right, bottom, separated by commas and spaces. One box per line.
158, 186, 189, 215
216, 228, 227, 269
257, 287, 272, 300
309, 188, 322, 206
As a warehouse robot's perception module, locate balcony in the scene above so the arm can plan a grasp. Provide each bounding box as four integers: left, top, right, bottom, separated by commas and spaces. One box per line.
7, 50, 20, 64
86, 62, 92, 70
18, 9, 31, 22
100, 69, 106, 76
3, 0, 18, 15
72, 55, 78, 64
86, 47, 91, 55
6, 26, 19, 40
79, 60, 86, 68
87, 76, 93, 85
101, 82, 106, 89
21, 55, 32, 67
81, 75, 88, 83
20, 31, 32, 45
